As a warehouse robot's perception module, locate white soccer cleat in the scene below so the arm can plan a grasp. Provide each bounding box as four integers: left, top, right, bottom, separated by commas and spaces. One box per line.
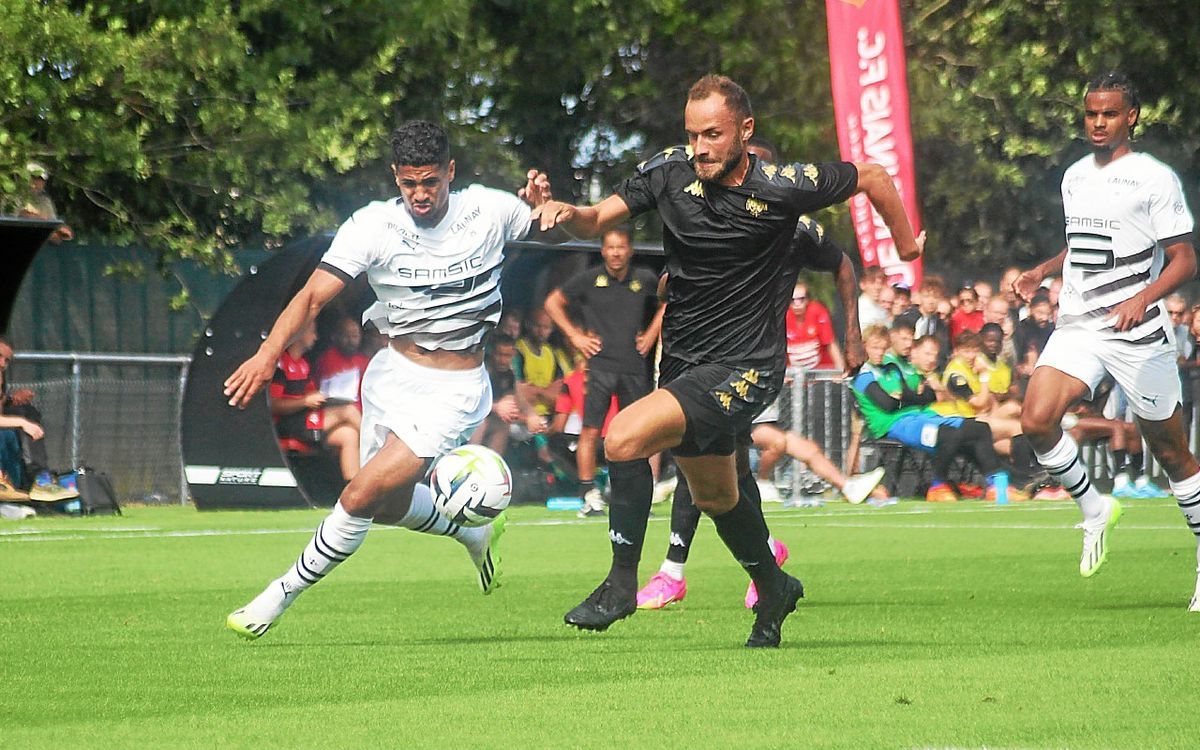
577, 488, 606, 518
1077, 497, 1123, 578
225, 580, 292, 640
756, 478, 783, 503
467, 512, 505, 594
1190, 569, 1200, 613
651, 476, 677, 505
842, 466, 886, 505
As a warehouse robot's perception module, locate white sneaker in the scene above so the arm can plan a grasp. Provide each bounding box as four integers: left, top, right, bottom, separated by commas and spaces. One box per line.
652, 476, 677, 505
577, 488, 606, 518
756, 478, 783, 503
842, 466, 886, 505
1077, 497, 1123, 578
1189, 568, 1200, 612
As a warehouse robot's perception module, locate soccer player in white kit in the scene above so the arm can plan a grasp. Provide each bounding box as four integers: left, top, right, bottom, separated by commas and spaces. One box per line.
1015, 72, 1200, 604
222, 120, 556, 639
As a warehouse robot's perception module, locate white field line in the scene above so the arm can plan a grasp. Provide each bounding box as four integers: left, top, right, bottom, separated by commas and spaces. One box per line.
0, 501, 1183, 543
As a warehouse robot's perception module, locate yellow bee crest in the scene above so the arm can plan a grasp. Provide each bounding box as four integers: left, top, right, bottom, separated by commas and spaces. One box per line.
745, 197, 768, 217
629, 279, 642, 293
595, 275, 609, 288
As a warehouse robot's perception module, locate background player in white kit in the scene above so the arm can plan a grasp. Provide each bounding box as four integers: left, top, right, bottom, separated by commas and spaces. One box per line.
1015, 72, 1200, 605
222, 120, 556, 639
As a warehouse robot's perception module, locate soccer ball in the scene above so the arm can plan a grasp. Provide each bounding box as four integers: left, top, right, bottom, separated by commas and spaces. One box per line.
429, 445, 513, 527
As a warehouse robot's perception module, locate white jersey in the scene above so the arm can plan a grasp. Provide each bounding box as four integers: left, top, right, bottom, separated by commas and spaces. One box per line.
321, 184, 532, 351
1057, 152, 1194, 344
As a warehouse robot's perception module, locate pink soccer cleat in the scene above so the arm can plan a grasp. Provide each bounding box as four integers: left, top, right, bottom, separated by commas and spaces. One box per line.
636, 571, 687, 610
745, 538, 790, 609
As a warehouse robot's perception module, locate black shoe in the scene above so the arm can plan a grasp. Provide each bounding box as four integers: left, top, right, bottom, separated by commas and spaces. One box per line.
564, 579, 636, 631
745, 574, 805, 648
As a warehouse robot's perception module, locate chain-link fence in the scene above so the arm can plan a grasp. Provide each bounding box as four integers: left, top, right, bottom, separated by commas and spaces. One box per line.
9, 352, 190, 504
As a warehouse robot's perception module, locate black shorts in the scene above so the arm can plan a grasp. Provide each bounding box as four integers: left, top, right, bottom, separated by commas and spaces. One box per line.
584, 367, 652, 428
659, 357, 783, 457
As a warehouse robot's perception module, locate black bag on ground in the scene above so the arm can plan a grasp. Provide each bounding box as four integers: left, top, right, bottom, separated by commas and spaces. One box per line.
76, 466, 121, 515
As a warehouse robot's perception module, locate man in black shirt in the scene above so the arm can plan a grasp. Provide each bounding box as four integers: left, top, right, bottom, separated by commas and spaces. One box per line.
533, 74, 923, 647
544, 225, 664, 517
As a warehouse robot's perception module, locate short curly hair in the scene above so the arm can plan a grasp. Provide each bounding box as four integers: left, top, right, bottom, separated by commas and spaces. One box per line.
1087, 70, 1140, 137
390, 120, 450, 168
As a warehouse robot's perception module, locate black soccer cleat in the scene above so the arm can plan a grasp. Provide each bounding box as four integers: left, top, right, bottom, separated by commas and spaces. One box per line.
745, 574, 805, 648
564, 579, 636, 631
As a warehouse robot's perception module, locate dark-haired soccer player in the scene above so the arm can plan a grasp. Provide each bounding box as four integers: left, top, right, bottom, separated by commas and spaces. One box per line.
533, 74, 922, 646
223, 120, 561, 639
1015, 72, 1200, 601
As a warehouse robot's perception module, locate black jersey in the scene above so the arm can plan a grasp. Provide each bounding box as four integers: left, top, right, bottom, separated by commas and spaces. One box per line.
615, 147, 857, 369
557, 265, 660, 373
766, 216, 846, 360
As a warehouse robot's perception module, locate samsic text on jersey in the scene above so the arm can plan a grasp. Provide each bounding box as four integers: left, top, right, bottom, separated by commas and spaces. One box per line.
615, 147, 856, 370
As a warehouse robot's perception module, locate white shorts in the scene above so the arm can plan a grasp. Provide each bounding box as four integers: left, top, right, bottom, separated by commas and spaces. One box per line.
359, 347, 492, 463
1035, 326, 1180, 421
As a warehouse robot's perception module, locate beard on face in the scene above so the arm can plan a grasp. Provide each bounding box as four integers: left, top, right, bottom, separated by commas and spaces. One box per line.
695, 139, 744, 183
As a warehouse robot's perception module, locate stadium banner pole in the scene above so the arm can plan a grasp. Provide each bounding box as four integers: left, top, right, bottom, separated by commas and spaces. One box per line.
825, 0, 923, 287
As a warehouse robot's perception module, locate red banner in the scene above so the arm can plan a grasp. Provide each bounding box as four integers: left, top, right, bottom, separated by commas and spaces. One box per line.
826, 0, 922, 287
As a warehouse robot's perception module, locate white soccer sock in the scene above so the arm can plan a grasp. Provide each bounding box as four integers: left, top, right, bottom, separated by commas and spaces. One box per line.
246, 502, 372, 620
394, 483, 486, 550
659, 560, 686, 580
1034, 433, 1107, 523
1169, 471, 1200, 540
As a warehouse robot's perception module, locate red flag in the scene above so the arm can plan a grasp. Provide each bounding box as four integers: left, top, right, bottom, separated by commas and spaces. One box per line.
826, 0, 923, 287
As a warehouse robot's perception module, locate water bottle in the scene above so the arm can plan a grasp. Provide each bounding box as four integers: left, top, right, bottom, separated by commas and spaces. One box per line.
992, 472, 1009, 505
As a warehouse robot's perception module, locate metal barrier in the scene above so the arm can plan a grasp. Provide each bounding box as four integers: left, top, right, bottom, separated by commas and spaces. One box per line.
774, 366, 1181, 497
9, 352, 191, 504
771, 368, 850, 498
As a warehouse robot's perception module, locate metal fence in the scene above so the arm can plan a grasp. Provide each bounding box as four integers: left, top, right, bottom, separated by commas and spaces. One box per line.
776, 367, 1183, 498
9, 352, 191, 505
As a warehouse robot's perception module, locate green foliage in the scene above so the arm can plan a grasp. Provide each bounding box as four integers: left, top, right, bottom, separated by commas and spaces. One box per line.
905, 0, 1200, 269
3, 1, 1199, 277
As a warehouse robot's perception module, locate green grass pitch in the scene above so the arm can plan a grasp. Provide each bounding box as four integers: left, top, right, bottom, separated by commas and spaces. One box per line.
2, 499, 1197, 748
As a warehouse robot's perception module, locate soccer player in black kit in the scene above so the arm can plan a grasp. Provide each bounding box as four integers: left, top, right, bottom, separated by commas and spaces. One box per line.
533, 75, 923, 647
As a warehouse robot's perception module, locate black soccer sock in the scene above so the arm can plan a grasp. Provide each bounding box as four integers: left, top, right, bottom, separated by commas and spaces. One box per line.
666, 473, 702, 564
932, 425, 967, 483
605, 458, 653, 591
1128, 452, 1145, 479
709, 480, 784, 595
1113, 449, 1129, 475
960, 420, 1000, 476
1010, 435, 1039, 477
577, 478, 594, 499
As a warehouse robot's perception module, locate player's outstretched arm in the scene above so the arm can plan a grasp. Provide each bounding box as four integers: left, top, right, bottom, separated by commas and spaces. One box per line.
532, 194, 631, 239
852, 162, 924, 261
223, 268, 345, 409
834, 252, 865, 372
